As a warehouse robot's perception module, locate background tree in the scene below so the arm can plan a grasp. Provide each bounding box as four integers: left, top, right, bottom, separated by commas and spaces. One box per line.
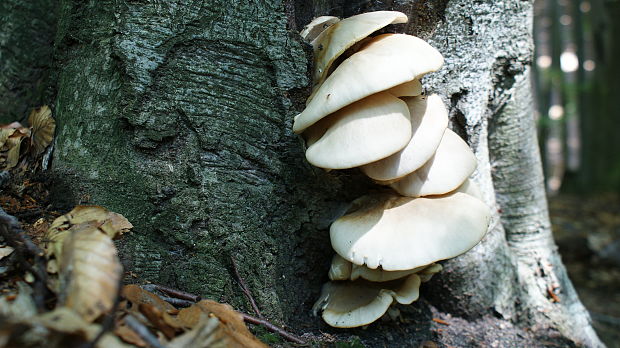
1, 0, 604, 346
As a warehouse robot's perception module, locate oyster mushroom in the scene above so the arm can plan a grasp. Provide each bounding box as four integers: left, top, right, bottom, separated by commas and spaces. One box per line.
293, 33, 444, 133
390, 129, 477, 197
304, 92, 412, 169
330, 191, 491, 271
361, 94, 449, 182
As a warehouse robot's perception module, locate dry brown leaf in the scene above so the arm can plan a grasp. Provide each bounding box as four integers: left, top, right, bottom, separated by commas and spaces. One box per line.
194, 300, 268, 348
0, 128, 16, 148
167, 314, 222, 348
28, 105, 55, 156
173, 303, 204, 329
139, 303, 177, 339
43, 206, 132, 260
0, 307, 132, 348
59, 224, 122, 322
115, 321, 147, 347
122, 284, 176, 313
3, 133, 26, 169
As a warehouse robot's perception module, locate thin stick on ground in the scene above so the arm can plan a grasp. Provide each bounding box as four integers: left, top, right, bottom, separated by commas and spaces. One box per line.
142, 283, 201, 302
230, 255, 263, 318
241, 312, 306, 345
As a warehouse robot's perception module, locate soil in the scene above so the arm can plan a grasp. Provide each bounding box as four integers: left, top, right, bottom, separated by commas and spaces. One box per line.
549, 193, 620, 348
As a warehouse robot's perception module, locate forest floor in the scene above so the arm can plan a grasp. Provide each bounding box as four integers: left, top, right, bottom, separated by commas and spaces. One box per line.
549, 193, 620, 348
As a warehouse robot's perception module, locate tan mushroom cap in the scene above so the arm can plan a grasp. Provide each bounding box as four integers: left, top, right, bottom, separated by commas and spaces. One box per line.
311, 11, 408, 85
293, 33, 444, 133
330, 192, 491, 271
304, 92, 412, 169
300, 16, 340, 42
390, 129, 477, 197
386, 79, 423, 97
361, 94, 448, 181
312, 274, 421, 328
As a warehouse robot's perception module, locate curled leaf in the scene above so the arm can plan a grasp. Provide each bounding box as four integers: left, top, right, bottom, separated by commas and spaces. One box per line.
43, 206, 132, 260
59, 223, 122, 322
28, 105, 55, 156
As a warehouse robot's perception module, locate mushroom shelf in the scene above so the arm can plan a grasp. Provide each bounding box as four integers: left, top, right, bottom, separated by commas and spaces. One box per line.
296, 11, 491, 328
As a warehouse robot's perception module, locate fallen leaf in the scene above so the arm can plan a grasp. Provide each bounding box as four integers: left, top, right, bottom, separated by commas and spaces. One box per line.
59, 223, 122, 322
43, 206, 132, 260
167, 314, 221, 348
194, 300, 268, 348
28, 106, 55, 156
115, 321, 147, 347
122, 285, 175, 313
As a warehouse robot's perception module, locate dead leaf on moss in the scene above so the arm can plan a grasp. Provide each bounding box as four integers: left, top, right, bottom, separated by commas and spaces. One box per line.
28, 105, 55, 156
59, 223, 122, 322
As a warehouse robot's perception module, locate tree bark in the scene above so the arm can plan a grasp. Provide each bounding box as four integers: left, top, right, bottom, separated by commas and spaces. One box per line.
42, 0, 603, 346
0, 0, 57, 123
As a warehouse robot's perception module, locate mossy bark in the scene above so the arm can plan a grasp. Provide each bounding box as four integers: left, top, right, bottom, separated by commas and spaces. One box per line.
43, 0, 602, 346
0, 0, 57, 123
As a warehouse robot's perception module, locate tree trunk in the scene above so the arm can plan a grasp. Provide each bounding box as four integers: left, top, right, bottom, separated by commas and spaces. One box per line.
41, 0, 603, 346
0, 0, 56, 124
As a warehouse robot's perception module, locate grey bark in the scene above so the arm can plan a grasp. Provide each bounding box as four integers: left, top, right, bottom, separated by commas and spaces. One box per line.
10, 0, 601, 346
0, 0, 57, 124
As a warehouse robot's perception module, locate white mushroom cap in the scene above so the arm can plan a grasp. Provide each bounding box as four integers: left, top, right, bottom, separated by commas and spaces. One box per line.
453, 178, 484, 200
312, 274, 421, 328
361, 94, 449, 181
311, 11, 408, 85
304, 92, 412, 169
330, 192, 491, 271
300, 16, 340, 42
386, 79, 423, 97
390, 129, 477, 197
293, 33, 444, 133
328, 254, 352, 280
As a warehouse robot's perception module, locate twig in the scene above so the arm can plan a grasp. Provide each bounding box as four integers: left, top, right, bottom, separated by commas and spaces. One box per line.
240, 312, 306, 345
159, 295, 194, 308
124, 314, 167, 348
230, 255, 263, 318
142, 283, 200, 302
0, 209, 49, 310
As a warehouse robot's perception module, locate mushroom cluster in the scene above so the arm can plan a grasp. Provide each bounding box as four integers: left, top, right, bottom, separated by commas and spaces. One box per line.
295, 11, 492, 328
